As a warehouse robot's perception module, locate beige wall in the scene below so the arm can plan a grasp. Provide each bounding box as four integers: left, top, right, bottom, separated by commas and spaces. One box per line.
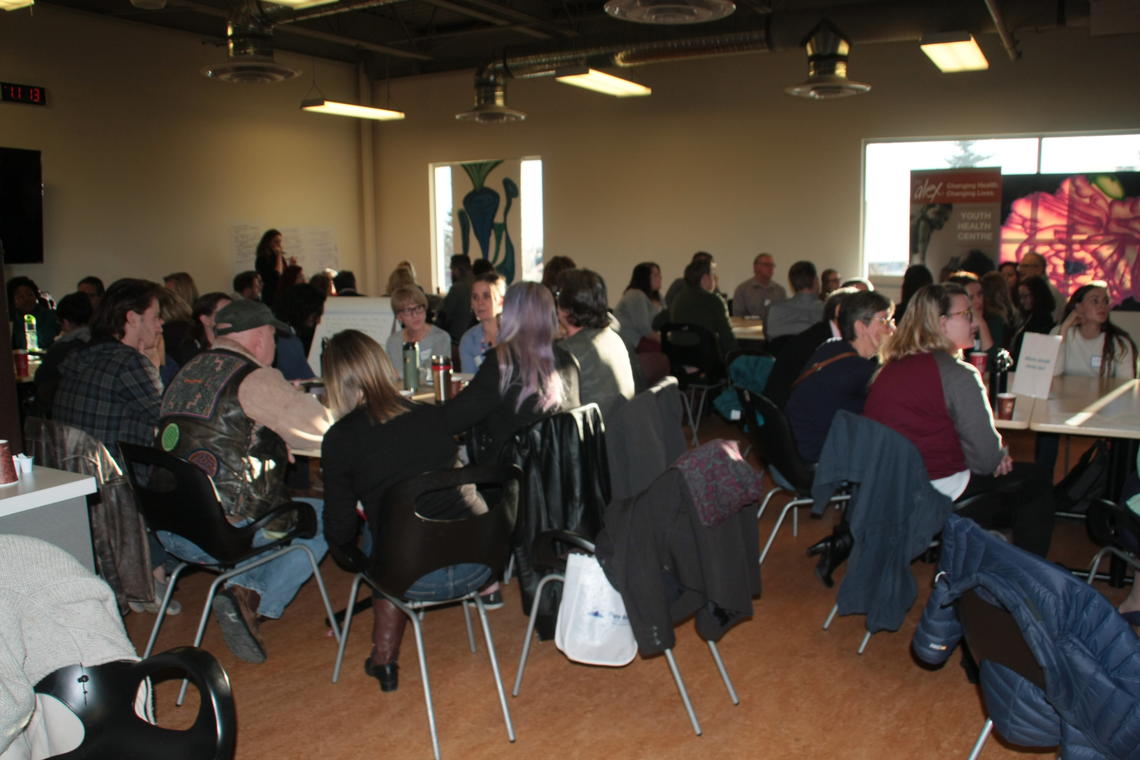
3, 10, 1138, 307
374, 26, 1140, 304
1, 5, 364, 298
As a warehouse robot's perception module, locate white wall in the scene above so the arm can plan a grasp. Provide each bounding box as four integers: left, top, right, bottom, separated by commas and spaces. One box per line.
373, 26, 1140, 304
0, 5, 365, 297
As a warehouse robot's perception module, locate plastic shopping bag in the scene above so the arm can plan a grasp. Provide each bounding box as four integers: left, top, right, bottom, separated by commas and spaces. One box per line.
554, 552, 638, 667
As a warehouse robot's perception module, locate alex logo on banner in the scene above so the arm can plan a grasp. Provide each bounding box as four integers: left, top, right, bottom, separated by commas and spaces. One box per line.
910, 168, 1003, 275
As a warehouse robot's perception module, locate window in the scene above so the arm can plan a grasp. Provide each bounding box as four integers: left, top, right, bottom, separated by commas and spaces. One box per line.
429, 157, 543, 292
863, 132, 1140, 276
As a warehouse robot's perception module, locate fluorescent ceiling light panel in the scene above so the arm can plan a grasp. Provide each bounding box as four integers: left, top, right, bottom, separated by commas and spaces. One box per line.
920, 32, 989, 72
301, 99, 405, 121
0, 0, 34, 10
555, 69, 651, 97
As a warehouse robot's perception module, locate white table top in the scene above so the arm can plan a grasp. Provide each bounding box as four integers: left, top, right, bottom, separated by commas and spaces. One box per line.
0, 465, 97, 519
1028, 375, 1140, 439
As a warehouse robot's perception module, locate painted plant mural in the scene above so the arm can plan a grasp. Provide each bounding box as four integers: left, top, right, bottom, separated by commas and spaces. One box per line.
1000, 174, 1140, 305
457, 160, 519, 284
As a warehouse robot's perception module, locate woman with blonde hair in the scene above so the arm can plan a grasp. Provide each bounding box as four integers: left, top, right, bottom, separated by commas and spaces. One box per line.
321, 329, 490, 693
459, 271, 505, 372
864, 283, 1054, 557
385, 266, 416, 296
444, 281, 580, 461
384, 285, 450, 377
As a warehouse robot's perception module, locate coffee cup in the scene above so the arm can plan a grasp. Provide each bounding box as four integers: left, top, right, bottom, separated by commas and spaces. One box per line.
996, 393, 1016, 420
0, 440, 17, 485
969, 351, 988, 374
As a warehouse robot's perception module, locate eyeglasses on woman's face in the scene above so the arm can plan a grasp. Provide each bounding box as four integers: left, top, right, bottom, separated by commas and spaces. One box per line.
944, 308, 974, 322
395, 304, 425, 318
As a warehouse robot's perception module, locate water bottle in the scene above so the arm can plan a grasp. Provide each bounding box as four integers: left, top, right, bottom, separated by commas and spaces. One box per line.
23, 314, 38, 352
402, 341, 420, 392
432, 355, 452, 403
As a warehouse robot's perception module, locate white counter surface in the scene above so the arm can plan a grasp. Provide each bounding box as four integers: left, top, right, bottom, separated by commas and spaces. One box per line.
0, 465, 97, 519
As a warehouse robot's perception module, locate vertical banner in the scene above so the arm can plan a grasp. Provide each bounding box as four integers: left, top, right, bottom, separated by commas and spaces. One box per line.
909, 168, 1003, 276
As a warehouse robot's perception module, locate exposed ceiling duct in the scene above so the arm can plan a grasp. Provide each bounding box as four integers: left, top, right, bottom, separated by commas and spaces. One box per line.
456, 28, 771, 120
202, 0, 300, 83
784, 20, 870, 100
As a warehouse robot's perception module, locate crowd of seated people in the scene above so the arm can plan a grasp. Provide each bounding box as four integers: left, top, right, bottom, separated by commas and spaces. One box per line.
9, 237, 1140, 687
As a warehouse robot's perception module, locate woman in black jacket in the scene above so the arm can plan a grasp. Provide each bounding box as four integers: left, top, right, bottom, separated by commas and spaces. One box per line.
320, 329, 489, 693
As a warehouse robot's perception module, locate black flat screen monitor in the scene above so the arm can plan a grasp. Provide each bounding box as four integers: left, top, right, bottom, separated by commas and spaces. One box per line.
0, 147, 44, 264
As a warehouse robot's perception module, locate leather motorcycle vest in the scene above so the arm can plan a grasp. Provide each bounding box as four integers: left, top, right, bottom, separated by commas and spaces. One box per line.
158, 348, 293, 531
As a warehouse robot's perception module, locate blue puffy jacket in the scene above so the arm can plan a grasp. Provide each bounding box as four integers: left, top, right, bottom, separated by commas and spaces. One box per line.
913, 515, 1140, 760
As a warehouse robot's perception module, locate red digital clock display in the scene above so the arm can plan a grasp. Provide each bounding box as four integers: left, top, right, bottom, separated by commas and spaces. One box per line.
1, 82, 47, 106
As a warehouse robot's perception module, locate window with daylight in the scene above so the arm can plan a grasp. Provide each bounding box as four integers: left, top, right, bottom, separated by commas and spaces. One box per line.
430, 157, 543, 293
863, 132, 1140, 277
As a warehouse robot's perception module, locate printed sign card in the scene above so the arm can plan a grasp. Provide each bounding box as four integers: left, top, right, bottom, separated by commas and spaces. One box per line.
1011, 333, 1062, 399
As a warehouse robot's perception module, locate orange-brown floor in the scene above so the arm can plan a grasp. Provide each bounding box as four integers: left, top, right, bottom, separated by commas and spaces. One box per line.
123, 420, 1129, 760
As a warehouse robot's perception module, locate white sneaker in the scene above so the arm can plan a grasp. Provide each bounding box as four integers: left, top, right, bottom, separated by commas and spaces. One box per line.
129, 580, 182, 615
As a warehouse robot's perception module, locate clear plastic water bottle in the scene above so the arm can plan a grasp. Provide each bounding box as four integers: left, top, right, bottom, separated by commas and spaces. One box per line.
23, 314, 38, 352
402, 341, 420, 392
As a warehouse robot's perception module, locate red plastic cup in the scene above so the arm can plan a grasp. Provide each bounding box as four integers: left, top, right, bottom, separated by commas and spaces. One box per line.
0, 440, 17, 485
13, 350, 28, 379
996, 393, 1016, 420
969, 351, 988, 374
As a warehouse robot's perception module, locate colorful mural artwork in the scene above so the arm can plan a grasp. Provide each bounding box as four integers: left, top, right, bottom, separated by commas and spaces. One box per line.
457, 160, 518, 284
1000, 173, 1140, 306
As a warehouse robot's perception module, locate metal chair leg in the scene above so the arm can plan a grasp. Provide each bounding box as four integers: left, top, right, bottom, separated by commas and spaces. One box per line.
663, 648, 701, 736
332, 574, 365, 684
755, 487, 785, 523
512, 573, 564, 696
706, 641, 738, 705
822, 603, 839, 630
759, 497, 811, 566
473, 595, 515, 743
142, 561, 189, 658
966, 718, 993, 760
856, 630, 872, 655
403, 602, 441, 760
462, 601, 477, 653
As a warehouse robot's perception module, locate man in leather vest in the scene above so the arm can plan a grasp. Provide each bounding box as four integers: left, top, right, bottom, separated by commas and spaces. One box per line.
158, 299, 333, 663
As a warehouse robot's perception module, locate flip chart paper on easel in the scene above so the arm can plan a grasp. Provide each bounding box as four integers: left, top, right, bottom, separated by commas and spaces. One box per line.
1011, 333, 1062, 399
306, 297, 395, 370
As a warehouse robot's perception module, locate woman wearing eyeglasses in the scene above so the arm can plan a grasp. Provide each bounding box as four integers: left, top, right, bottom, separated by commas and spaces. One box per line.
384, 285, 451, 378
864, 283, 1054, 557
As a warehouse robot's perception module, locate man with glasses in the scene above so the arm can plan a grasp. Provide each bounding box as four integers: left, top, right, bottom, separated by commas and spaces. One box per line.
1016, 252, 1065, 323
785, 290, 894, 463
732, 252, 786, 322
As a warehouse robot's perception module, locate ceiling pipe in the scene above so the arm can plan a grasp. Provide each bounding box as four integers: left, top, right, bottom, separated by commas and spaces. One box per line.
982, 0, 1021, 61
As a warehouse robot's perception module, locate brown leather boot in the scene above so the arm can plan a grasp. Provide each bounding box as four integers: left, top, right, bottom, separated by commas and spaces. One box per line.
213, 585, 266, 663
363, 598, 407, 692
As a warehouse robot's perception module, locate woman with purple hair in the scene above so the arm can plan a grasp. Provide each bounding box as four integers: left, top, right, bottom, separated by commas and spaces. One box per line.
443, 281, 581, 461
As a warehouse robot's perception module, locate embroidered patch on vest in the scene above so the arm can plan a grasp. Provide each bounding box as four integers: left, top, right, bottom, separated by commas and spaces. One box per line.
160, 422, 179, 451
187, 448, 220, 478
161, 352, 250, 421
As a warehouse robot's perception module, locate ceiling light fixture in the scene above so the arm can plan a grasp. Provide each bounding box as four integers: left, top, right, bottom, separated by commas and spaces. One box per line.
785, 20, 870, 100
301, 98, 405, 120
920, 32, 990, 72
603, 0, 734, 25
555, 68, 651, 97
0, 0, 34, 11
